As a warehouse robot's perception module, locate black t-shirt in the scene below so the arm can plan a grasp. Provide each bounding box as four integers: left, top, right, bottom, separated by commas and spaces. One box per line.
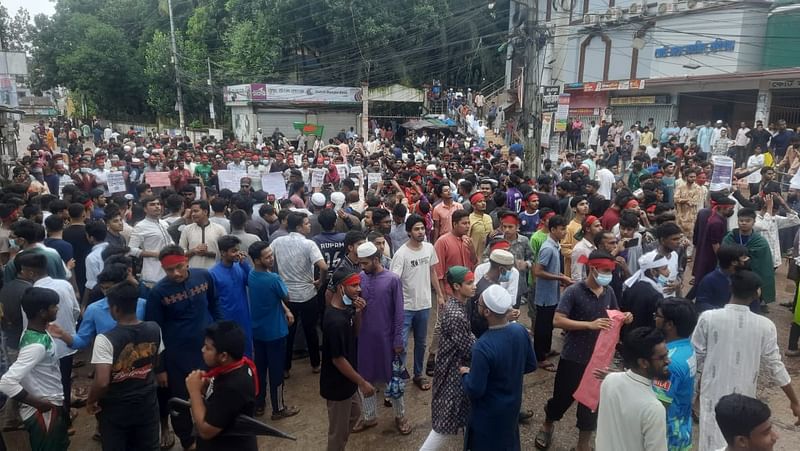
63, 224, 91, 287
320, 306, 357, 401
197, 366, 258, 451
100, 321, 161, 408
467, 277, 494, 339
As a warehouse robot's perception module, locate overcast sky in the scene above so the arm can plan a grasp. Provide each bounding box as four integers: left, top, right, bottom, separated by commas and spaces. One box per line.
5, 0, 55, 19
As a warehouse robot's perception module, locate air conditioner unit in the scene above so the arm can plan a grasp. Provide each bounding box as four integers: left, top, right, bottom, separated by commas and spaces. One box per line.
686, 0, 703, 9
605, 7, 623, 22
583, 14, 600, 25
658, 2, 678, 14
629, 3, 642, 16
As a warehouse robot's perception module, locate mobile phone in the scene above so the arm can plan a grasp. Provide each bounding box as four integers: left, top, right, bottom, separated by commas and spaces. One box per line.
624, 237, 640, 248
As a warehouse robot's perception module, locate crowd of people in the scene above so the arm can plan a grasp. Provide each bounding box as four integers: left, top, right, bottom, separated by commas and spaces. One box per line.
0, 114, 798, 451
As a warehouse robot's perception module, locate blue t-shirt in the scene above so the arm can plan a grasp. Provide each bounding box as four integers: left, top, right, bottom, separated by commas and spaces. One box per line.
248, 270, 289, 342
652, 338, 696, 451
518, 211, 540, 235
534, 237, 560, 307
43, 238, 74, 264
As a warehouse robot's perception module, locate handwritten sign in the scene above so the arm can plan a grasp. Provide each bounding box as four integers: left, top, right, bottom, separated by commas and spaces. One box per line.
311, 168, 327, 188
367, 172, 382, 188
146, 171, 171, 187
349, 166, 363, 179
107, 171, 127, 193
335, 164, 348, 178
218, 170, 246, 192
261, 173, 287, 198
710, 156, 734, 191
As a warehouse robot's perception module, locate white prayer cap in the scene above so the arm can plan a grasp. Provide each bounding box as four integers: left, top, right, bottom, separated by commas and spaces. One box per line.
489, 249, 514, 266
311, 192, 326, 207
481, 284, 512, 314
330, 191, 346, 207
357, 241, 378, 258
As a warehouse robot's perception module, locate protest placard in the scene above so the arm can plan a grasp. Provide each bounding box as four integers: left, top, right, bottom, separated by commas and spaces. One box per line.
261, 173, 288, 198
218, 170, 246, 192
367, 172, 382, 188
107, 171, 127, 193
146, 171, 171, 187
311, 168, 327, 188
710, 156, 734, 191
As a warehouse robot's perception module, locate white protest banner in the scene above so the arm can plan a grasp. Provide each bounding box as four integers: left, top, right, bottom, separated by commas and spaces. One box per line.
541, 112, 553, 148
367, 172, 382, 188
311, 168, 327, 188
261, 172, 288, 198
218, 169, 246, 192
146, 171, 171, 187
709, 156, 734, 191
335, 164, 348, 177
107, 171, 127, 193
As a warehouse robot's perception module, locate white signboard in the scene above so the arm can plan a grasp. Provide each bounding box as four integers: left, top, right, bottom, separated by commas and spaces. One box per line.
261, 84, 362, 104
261, 173, 287, 198
217, 170, 246, 192
310, 168, 327, 188
107, 171, 127, 193
335, 164, 348, 177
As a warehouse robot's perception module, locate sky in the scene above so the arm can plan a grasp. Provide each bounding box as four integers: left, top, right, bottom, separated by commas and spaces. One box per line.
4, 0, 55, 19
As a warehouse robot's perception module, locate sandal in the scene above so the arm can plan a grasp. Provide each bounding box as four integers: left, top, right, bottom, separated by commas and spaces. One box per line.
413, 376, 432, 391
351, 418, 378, 433
384, 397, 393, 407
538, 361, 557, 372
425, 355, 436, 377
535, 429, 553, 450
160, 429, 175, 450
545, 350, 560, 358
395, 416, 413, 435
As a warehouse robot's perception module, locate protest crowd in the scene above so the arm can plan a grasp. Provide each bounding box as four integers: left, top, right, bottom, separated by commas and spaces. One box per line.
1, 111, 800, 451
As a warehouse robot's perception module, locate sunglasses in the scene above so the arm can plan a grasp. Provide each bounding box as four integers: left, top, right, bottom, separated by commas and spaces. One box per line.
241, 185, 250, 188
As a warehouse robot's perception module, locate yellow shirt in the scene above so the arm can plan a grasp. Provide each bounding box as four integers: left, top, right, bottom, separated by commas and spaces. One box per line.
469, 212, 493, 259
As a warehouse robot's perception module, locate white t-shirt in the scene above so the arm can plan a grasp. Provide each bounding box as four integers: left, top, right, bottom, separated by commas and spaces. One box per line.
390, 242, 439, 311
596, 167, 615, 200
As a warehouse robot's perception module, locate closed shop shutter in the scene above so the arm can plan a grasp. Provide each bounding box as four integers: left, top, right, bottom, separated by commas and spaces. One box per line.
316, 111, 360, 142
611, 104, 675, 132
256, 110, 307, 139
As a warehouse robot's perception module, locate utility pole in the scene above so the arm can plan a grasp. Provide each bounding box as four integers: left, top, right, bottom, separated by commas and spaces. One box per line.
207, 57, 216, 129
521, 0, 542, 179
167, 0, 185, 134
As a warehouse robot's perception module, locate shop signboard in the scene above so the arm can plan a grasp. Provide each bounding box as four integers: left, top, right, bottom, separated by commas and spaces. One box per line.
261, 84, 362, 104
541, 86, 561, 113
554, 94, 571, 132
584, 79, 646, 92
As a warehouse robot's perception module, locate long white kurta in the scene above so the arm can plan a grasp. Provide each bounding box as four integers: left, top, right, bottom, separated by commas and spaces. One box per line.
691, 304, 791, 451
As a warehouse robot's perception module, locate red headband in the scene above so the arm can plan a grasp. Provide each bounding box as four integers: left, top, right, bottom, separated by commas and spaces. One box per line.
646, 204, 657, 214
490, 241, 511, 251
585, 215, 598, 227
160, 255, 187, 268
578, 255, 617, 271
501, 214, 520, 225
342, 273, 361, 286
625, 199, 639, 209
464, 271, 475, 282
470, 192, 485, 204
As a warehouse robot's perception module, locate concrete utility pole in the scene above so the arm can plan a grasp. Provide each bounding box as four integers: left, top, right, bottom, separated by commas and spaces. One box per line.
207, 57, 216, 129
167, 0, 185, 133
521, 0, 542, 179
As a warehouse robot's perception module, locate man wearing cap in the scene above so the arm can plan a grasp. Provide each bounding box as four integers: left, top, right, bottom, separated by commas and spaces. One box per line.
471, 247, 521, 336
354, 242, 410, 434
420, 266, 476, 450
536, 250, 632, 451
320, 268, 370, 451
468, 192, 493, 258
460, 284, 537, 451
146, 245, 223, 450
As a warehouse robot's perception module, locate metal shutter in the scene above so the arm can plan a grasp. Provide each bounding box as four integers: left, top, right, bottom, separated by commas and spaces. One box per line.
256, 109, 307, 138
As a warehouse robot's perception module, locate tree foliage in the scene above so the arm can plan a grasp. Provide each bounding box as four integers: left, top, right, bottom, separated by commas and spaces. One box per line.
24, 0, 510, 122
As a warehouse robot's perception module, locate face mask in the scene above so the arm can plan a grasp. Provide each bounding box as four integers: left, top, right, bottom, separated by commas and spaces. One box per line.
498, 270, 512, 283
657, 274, 670, 286
8, 239, 16, 249
80, 167, 90, 173
342, 294, 353, 306
596, 272, 613, 286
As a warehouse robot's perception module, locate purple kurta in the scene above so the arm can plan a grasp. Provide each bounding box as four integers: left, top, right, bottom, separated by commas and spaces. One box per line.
358, 269, 404, 383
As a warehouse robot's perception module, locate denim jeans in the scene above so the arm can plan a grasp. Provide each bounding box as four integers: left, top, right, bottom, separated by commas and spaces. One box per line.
401, 309, 430, 378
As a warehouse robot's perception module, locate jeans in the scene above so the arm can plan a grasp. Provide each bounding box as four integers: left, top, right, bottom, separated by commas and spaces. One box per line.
533, 305, 556, 362
254, 337, 287, 413
401, 309, 430, 378
97, 393, 160, 451
285, 299, 321, 370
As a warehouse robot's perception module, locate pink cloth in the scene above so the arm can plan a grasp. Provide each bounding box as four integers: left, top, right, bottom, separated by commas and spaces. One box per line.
572, 309, 625, 412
